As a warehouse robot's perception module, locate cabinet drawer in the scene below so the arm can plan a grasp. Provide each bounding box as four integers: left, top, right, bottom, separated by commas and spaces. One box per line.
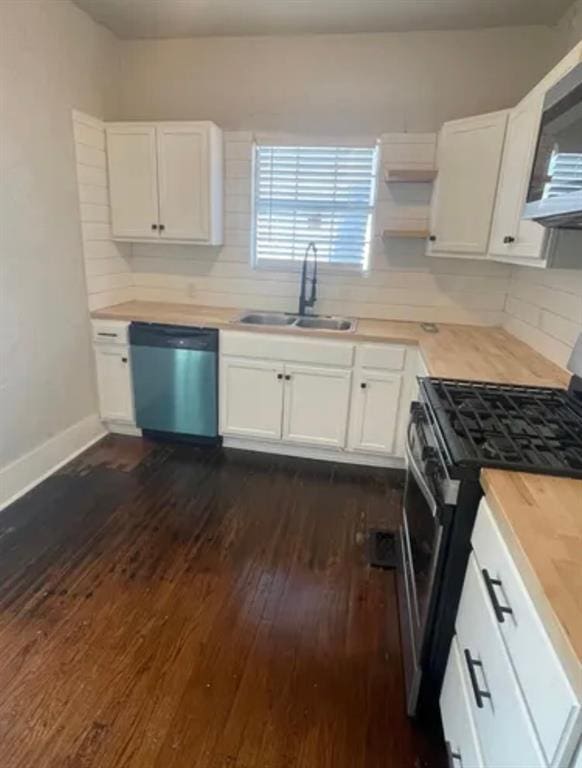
472, 498, 580, 766
220, 331, 354, 367
92, 320, 130, 346
440, 637, 484, 768
456, 553, 545, 768
357, 343, 406, 371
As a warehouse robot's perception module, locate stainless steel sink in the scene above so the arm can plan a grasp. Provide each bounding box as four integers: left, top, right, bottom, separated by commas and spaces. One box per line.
235, 311, 356, 332
294, 316, 355, 331
237, 312, 296, 326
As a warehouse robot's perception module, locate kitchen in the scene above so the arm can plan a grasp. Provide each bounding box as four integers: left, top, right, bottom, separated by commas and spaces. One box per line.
0, 0, 581, 766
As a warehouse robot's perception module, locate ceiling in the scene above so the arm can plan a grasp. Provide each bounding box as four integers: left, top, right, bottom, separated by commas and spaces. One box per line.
74, 0, 573, 39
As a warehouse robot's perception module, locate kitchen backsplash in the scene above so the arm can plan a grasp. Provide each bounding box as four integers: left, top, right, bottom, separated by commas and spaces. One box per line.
73, 110, 133, 311
129, 131, 511, 326
503, 267, 582, 368
75, 119, 581, 371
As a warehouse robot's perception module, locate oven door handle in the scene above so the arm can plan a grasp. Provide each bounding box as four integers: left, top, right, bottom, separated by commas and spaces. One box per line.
405, 435, 438, 518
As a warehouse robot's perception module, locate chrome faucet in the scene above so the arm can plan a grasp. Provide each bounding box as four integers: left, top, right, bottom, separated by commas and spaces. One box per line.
298, 241, 318, 316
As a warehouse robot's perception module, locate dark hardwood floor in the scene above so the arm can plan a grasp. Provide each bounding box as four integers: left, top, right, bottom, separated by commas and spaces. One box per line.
0, 436, 444, 767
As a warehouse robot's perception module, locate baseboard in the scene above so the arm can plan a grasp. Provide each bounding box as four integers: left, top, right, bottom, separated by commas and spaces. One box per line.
0, 414, 106, 512
222, 436, 404, 468
105, 421, 142, 437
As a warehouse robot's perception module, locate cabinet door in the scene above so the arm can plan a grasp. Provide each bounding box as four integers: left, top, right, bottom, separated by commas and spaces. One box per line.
282, 365, 352, 449
348, 371, 402, 455
440, 637, 484, 768
489, 93, 547, 261
157, 124, 209, 241
106, 125, 159, 239
428, 111, 508, 257
220, 357, 283, 440
94, 346, 134, 423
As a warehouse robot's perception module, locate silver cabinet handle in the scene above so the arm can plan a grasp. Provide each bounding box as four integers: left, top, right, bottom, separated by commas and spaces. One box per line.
482, 569, 513, 623
464, 649, 492, 709
446, 741, 462, 767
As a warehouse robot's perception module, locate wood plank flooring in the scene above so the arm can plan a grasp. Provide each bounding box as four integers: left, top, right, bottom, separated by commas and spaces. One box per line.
0, 436, 444, 767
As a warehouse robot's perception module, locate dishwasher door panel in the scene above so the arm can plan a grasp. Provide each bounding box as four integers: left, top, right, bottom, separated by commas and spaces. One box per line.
131, 345, 217, 437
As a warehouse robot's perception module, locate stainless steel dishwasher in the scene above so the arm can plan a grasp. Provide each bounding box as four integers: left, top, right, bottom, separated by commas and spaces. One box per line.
129, 323, 219, 444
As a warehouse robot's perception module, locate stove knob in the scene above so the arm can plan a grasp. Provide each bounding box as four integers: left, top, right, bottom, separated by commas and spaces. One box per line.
425, 458, 442, 479
422, 446, 438, 462
412, 403, 427, 423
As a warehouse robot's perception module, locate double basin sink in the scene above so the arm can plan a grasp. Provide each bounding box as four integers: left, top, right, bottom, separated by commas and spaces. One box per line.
235, 312, 356, 333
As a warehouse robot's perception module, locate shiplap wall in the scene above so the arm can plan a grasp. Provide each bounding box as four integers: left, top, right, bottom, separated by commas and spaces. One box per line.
503, 268, 582, 368
130, 132, 510, 325
72, 111, 134, 310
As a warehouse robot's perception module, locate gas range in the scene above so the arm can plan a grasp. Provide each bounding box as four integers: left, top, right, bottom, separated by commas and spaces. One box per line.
420, 377, 582, 480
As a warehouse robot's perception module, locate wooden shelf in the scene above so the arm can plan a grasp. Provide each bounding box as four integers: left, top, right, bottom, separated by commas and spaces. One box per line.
383, 168, 437, 184
382, 228, 430, 240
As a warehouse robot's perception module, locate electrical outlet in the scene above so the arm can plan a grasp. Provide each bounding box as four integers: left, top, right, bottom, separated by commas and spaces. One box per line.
188, 282, 197, 298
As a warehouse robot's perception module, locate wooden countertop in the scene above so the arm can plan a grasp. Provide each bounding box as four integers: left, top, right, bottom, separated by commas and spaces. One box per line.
481, 470, 582, 683
92, 300, 579, 670
92, 301, 569, 387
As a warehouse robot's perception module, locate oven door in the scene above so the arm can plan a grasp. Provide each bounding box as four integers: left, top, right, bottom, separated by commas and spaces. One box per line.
397, 411, 450, 717
524, 62, 582, 227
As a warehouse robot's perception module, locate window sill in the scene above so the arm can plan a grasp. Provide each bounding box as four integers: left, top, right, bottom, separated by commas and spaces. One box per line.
253, 259, 368, 276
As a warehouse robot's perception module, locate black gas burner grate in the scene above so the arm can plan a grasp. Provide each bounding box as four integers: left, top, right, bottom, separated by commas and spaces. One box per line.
422, 378, 582, 478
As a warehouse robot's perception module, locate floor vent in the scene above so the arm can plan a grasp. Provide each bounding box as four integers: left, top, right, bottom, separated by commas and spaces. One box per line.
367, 529, 397, 569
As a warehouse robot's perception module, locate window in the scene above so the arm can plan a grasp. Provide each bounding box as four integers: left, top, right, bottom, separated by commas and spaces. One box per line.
253, 143, 378, 270
543, 151, 582, 199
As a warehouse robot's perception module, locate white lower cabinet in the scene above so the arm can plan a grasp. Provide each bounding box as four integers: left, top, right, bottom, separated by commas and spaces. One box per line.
94, 344, 134, 424
220, 357, 352, 448
282, 365, 352, 449
455, 553, 545, 768
347, 371, 402, 454
219, 331, 416, 463
472, 498, 581, 767
440, 637, 485, 768
93, 320, 135, 427
220, 357, 284, 440
442, 497, 582, 768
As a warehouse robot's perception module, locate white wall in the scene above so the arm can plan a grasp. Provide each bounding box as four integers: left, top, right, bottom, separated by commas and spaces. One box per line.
555, 0, 582, 56
72, 110, 133, 310
115, 27, 556, 134
0, 0, 118, 476
504, 268, 582, 368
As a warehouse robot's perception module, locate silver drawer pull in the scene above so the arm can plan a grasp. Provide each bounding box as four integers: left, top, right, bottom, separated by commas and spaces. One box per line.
464, 649, 492, 709
482, 569, 513, 624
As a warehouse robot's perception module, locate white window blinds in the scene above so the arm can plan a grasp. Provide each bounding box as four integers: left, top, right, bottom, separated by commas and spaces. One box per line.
544, 152, 582, 198
254, 144, 377, 269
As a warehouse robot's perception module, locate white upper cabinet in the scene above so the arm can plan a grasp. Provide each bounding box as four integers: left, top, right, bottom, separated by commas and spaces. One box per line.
106, 125, 159, 240
427, 110, 508, 258
488, 92, 547, 263
106, 121, 223, 245
488, 42, 582, 266
157, 125, 209, 241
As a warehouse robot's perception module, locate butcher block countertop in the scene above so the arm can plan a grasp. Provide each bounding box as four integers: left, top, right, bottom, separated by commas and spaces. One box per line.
92, 301, 569, 387
481, 470, 582, 685
93, 300, 580, 670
